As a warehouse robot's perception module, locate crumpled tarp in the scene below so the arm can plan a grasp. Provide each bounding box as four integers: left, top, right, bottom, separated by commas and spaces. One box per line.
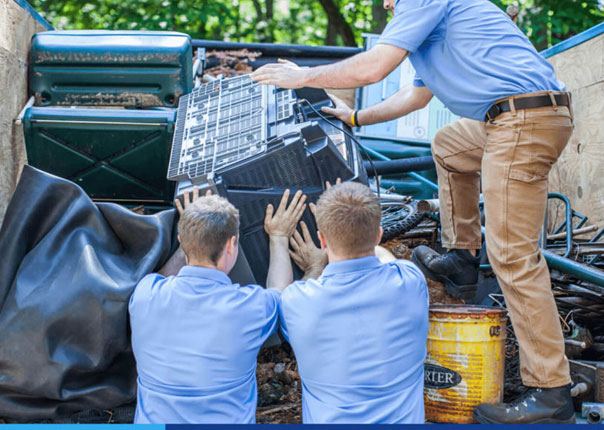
0, 166, 177, 420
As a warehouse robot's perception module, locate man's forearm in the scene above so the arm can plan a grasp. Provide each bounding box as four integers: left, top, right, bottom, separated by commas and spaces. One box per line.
302, 45, 409, 89
358, 85, 434, 126
266, 236, 294, 292
302, 54, 382, 89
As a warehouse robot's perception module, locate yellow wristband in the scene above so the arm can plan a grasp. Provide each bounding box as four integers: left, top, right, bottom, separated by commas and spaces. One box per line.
350, 111, 357, 127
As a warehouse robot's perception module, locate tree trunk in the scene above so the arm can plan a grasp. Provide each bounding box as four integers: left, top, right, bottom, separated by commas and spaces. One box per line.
266, 0, 275, 42
316, 0, 357, 46
371, 0, 389, 34
251, 0, 263, 20
198, 19, 207, 39
326, 18, 338, 45
251, 0, 268, 41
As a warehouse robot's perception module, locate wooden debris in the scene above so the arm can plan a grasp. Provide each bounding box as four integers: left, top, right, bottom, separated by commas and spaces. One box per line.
205, 49, 262, 77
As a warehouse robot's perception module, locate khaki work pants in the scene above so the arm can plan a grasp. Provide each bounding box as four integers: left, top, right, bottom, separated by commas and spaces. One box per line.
432, 91, 574, 387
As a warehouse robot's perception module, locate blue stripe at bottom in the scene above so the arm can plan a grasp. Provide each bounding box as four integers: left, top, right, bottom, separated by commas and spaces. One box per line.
168, 425, 583, 429
3, 426, 164, 429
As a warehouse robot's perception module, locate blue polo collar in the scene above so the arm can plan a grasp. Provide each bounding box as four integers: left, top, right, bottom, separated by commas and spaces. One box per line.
177, 265, 232, 285
322, 256, 382, 277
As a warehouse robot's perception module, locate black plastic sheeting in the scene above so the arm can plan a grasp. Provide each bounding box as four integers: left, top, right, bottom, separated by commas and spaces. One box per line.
0, 166, 177, 420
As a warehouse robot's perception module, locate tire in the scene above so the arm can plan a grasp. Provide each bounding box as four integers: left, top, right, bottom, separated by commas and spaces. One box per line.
380, 201, 425, 242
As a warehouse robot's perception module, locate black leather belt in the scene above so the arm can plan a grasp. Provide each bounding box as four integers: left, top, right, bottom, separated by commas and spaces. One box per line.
484, 93, 570, 122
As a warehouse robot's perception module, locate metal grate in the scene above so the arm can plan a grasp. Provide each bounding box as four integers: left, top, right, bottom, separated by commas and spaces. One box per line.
168, 75, 268, 182
276, 90, 293, 121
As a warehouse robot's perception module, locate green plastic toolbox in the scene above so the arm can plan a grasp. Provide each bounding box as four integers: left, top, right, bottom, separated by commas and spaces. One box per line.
29, 31, 193, 107
23, 107, 176, 204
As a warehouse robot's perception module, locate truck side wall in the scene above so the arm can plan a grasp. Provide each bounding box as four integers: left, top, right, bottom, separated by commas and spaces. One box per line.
0, 0, 45, 224
547, 33, 604, 227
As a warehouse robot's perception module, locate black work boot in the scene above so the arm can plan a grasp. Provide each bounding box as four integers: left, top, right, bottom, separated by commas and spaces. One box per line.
411, 246, 479, 299
473, 385, 576, 424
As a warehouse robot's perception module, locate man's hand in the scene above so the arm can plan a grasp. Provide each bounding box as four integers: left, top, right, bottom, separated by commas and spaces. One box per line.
321, 95, 354, 127
174, 186, 212, 215
265, 189, 307, 292
264, 189, 307, 238
325, 178, 341, 189
308, 178, 342, 214
250, 59, 309, 89
290, 221, 328, 278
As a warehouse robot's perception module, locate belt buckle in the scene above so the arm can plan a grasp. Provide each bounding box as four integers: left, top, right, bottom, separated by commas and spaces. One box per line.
486, 104, 501, 123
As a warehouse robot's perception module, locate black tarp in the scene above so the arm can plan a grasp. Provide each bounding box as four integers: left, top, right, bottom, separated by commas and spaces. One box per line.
0, 166, 176, 420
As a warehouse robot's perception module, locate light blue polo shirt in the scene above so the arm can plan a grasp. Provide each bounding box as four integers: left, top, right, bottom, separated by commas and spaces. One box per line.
129, 266, 280, 424
279, 256, 429, 423
378, 0, 565, 120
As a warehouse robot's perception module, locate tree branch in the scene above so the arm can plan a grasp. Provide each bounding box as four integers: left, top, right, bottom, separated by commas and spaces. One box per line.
316, 0, 357, 46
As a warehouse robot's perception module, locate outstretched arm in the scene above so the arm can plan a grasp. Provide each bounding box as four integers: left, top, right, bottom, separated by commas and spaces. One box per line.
250, 44, 409, 89
264, 190, 307, 292
322, 84, 433, 127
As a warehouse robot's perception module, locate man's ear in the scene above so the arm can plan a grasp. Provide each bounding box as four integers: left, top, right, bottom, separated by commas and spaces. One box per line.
318, 230, 328, 250
227, 236, 238, 256
177, 234, 181, 244
375, 226, 383, 246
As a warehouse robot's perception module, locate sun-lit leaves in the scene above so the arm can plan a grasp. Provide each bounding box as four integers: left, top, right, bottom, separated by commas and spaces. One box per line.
492, 0, 604, 50
29, 0, 604, 49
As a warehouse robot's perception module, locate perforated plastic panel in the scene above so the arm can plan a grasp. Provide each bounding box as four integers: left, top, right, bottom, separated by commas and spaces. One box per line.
168, 75, 300, 183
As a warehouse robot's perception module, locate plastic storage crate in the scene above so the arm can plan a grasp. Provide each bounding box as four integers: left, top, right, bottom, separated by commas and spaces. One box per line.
23, 107, 176, 204
29, 31, 193, 108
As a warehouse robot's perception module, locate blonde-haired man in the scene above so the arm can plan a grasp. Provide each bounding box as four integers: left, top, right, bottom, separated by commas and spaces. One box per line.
280, 182, 429, 423
129, 188, 306, 424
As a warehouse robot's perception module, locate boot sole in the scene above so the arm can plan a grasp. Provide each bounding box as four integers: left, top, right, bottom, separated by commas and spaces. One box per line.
411, 254, 478, 300
472, 409, 577, 424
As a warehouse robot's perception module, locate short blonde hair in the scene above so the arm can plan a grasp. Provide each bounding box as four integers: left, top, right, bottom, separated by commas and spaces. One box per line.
315, 182, 381, 255
178, 195, 240, 264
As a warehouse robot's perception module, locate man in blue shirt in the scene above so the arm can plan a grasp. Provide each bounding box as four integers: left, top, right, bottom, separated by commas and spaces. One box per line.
129, 187, 306, 423
252, 0, 574, 424
279, 182, 429, 423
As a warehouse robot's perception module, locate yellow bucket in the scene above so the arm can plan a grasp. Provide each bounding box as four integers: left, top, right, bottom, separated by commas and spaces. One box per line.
424, 305, 508, 423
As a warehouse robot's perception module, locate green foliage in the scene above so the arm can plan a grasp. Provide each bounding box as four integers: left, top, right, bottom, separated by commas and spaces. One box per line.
29, 0, 604, 50
492, 0, 604, 50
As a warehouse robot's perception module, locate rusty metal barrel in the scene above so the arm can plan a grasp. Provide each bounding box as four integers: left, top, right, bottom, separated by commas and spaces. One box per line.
424, 305, 508, 423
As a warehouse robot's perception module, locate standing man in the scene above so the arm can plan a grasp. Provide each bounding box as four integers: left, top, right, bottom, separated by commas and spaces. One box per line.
251, 0, 574, 424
